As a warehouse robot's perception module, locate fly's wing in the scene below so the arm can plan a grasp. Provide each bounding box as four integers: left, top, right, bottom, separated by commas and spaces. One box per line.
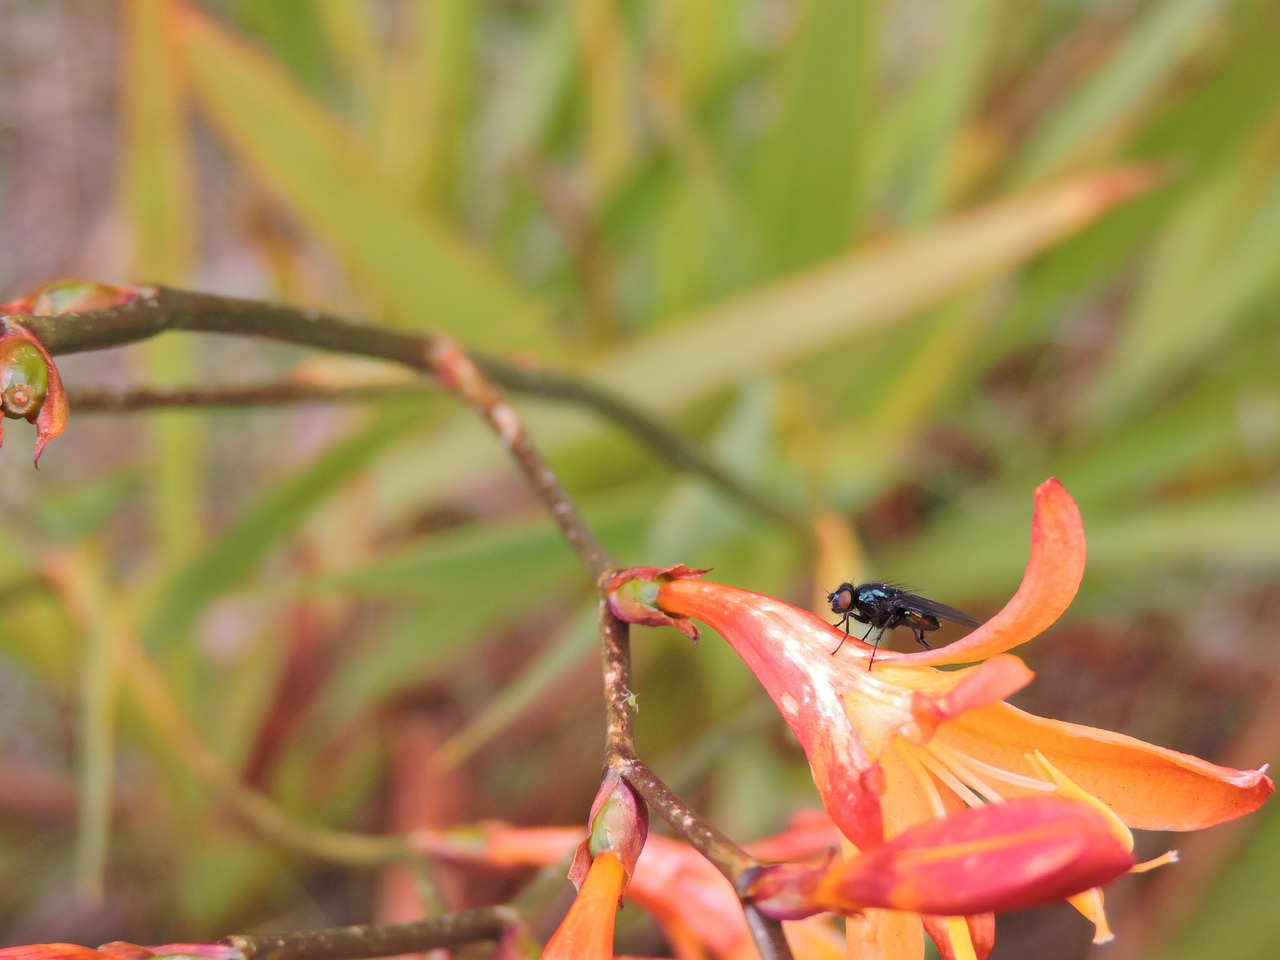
897, 593, 982, 628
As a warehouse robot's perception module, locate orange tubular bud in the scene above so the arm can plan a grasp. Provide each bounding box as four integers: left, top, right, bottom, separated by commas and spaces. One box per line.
543, 851, 627, 960
570, 770, 649, 892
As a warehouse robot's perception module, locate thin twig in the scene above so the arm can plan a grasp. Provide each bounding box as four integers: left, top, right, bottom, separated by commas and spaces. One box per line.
621, 758, 757, 882
622, 757, 797, 960
17, 285, 801, 959
225, 906, 527, 960
424, 336, 614, 578
474, 355, 810, 534
743, 906, 797, 960
22, 286, 612, 577
23, 285, 807, 537
599, 600, 635, 761
67, 382, 428, 410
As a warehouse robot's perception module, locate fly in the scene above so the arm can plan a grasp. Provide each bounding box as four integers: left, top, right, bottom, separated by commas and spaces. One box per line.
826, 581, 981, 668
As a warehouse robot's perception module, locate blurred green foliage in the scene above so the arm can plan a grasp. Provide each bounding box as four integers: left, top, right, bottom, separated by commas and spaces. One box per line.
2, 1, 1280, 956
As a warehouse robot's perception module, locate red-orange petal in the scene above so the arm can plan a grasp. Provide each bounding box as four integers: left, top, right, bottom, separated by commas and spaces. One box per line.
33, 335, 69, 467
909, 654, 1035, 741
880, 479, 1085, 666
656, 577, 887, 848
0, 946, 236, 960
627, 835, 753, 957
750, 797, 1133, 920
0, 948, 114, 960
942, 701, 1274, 830
543, 851, 626, 959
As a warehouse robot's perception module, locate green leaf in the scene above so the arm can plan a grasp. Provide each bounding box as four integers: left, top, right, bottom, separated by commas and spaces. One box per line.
174, 6, 549, 348
1011, 0, 1225, 183
1076, 113, 1280, 423
366, 168, 1154, 524
749, 0, 877, 268
142, 408, 418, 653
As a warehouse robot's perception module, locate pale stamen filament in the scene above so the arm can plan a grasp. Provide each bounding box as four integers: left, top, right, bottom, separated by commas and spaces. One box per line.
913, 747, 985, 808
893, 739, 948, 818
930, 740, 1058, 794
924, 743, 1008, 804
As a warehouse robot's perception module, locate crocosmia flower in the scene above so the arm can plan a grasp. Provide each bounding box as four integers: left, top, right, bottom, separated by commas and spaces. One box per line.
605, 479, 1273, 959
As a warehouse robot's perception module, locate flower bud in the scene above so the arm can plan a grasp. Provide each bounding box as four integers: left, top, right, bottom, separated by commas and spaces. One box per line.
1, 279, 147, 316
601, 564, 707, 641
0, 319, 68, 465
569, 769, 649, 894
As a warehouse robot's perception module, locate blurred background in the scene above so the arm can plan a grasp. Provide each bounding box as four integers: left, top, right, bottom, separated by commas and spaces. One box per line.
2, 1, 1280, 957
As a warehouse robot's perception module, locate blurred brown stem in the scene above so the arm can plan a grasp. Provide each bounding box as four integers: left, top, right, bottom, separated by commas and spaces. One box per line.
622, 758, 757, 882
21, 286, 612, 577
224, 906, 528, 960
27, 285, 807, 541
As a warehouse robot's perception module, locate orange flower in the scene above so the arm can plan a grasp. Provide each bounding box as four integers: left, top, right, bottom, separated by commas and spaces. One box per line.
606, 479, 1273, 956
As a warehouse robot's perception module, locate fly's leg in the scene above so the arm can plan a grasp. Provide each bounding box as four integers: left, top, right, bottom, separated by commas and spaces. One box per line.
866, 626, 888, 669
830, 614, 853, 655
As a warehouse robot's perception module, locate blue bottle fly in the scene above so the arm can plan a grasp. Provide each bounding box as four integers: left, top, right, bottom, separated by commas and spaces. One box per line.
826, 581, 981, 668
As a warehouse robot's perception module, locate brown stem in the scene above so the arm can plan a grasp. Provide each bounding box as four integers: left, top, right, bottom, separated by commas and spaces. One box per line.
424, 336, 613, 578
743, 907, 797, 960
18, 285, 801, 958
24, 285, 806, 537
599, 601, 635, 760
21, 286, 613, 577
67, 382, 428, 410
225, 906, 527, 960
622, 758, 796, 960
621, 758, 757, 882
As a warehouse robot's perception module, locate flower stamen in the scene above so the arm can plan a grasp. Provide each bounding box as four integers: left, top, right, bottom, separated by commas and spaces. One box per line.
912, 746, 986, 808
925, 743, 1009, 803
893, 739, 948, 818
931, 740, 1058, 793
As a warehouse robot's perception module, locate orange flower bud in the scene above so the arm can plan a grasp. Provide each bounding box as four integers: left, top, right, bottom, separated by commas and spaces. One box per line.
570, 769, 649, 892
